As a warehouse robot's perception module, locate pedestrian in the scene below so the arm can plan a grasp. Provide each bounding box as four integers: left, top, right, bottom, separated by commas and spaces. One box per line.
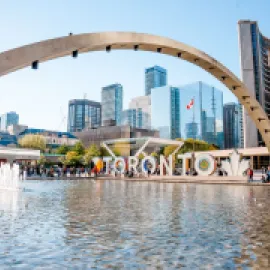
265, 166, 270, 183
147, 163, 151, 177
247, 167, 253, 183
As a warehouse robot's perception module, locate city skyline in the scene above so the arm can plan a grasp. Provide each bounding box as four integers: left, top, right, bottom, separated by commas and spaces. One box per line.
1, 1, 270, 130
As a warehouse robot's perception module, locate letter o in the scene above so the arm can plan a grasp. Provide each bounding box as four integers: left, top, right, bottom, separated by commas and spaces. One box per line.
194, 154, 215, 176
141, 156, 156, 174
113, 157, 126, 174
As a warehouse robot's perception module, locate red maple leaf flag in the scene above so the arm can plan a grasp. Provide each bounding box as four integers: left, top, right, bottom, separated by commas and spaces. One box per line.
186, 98, 194, 110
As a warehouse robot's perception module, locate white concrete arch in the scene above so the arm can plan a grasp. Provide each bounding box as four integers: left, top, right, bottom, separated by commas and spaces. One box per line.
0, 32, 269, 149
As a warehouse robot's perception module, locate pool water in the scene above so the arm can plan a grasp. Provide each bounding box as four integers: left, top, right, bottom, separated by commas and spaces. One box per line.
0, 180, 269, 269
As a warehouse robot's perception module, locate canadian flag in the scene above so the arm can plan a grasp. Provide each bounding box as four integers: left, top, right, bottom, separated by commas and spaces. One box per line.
186, 99, 194, 110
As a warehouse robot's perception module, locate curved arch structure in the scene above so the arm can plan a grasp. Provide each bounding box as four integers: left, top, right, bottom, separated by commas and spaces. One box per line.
0, 32, 270, 150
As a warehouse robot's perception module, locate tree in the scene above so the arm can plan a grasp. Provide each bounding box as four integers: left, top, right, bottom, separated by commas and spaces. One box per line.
64, 151, 82, 166
37, 155, 46, 165
100, 145, 121, 157
84, 144, 101, 164
19, 134, 46, 151
55, 144, 70, 155
151, 152, 159, 158
164, 145, 178, 157
72, 141, 85, 155
163, 138, 217, 157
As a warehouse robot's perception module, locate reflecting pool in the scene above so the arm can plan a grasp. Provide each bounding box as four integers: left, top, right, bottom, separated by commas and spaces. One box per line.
0, 180, 269, 269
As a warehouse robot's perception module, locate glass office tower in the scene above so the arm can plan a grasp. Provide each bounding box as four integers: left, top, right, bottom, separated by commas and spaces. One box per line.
145, 66, 167, 95
0, 112, 19, 131
179, 82, 224, 148
68, 99, 101, 132
121, 109, 150, 129
101, 84, 123, 126
238, 20, 270, 147
223, 102, 243, 149
121, 109, 137, 127
151, 86, 180, 139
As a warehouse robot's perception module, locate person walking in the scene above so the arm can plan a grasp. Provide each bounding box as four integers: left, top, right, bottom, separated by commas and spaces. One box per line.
247, 167, 253, 183
265, 166, 270, 183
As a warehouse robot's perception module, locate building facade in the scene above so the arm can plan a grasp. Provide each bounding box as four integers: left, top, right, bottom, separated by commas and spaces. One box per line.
185, 122, 199, 140
68, 99, 101, 132
238, 20, 270, 147
129, 96, 151, 114
18, 127, 78, 148
121, 108, 150, 129
0, 131, 17, 147
122, 109, 137, 127
0, 112, 19, 131
179, 82, 224, 148
74, 125, 159, 148
151, 86, 180, 139
101, 84, 123, 126
145, 65, 167, 95
223, 103, 244, 149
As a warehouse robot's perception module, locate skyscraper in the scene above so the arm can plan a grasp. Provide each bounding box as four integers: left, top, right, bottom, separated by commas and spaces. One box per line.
101, 84, 123, 126
0, 112, 19, 131
223, 103, 243, 149
145, 65, 167, 95
179, 82, 224, 149
68, 99, 101, 132
151, 86, 180, 139
238, 20, 270, 147
121, 109, 137, 127
121, 108, 150, 129
185, 122, 198, 139
129, 95, 151, 128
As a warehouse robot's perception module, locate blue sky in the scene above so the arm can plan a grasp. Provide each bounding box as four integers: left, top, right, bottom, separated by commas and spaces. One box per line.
0, 0, 270, 130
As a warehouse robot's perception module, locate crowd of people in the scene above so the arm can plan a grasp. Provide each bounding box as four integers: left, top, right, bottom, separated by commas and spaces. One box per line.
246, 166, 270, 183
20, 161, 97, 179
17, 161, 270, 183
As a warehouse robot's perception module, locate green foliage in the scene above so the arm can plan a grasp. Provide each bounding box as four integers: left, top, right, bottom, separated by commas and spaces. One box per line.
163, 138, 218, 157
100, 147, 110, 157
18, 134, 46, 152
72, 141, 85, 155
84, 144, 101, 164
100, 146, 121, 157
151, 152, 159, 158
112, 147, 121, 157
163, 145, 177, 157
55, 144, 70, 155
37, 155, 46, 165
63, 151, 83, 166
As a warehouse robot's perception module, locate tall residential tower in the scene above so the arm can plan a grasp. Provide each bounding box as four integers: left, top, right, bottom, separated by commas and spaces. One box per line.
238, 20, 270, 147
68, 99, 101, 132
0, 112, 19, 131
101, 83, 123, 126
145, 65, 167, 95
223, 103, 243, 149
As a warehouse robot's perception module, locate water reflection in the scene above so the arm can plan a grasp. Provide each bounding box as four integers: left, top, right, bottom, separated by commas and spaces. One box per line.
0, 180, 269, 268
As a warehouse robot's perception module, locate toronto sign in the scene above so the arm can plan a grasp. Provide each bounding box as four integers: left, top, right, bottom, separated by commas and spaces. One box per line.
93, 149, 250, 177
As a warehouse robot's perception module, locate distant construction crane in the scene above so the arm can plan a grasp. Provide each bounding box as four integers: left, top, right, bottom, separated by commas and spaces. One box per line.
58, 106, 67, 131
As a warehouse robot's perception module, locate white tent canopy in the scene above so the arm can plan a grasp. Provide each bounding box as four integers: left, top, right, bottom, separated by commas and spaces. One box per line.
0, 147, 40, 161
